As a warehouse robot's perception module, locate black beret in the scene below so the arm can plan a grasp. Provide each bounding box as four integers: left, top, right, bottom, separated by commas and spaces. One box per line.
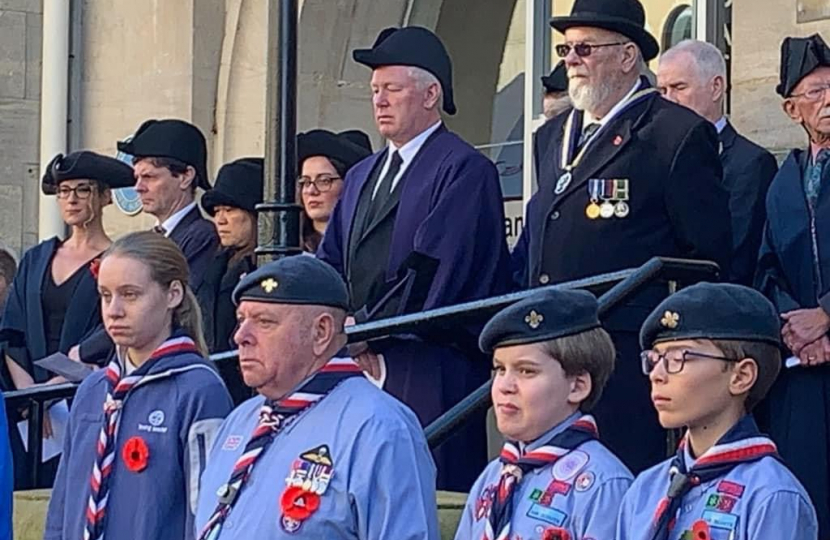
117, 119, 210, 190
640, 282, 781, 350
232, 256, 349, 310
201, 158, 263, 216
479, 289, 600, 354
297, 130, 373, 173
541, 61, 568, 94
353, 26, 457, 115
777, 34, 830, 98
42, 151, 136, 195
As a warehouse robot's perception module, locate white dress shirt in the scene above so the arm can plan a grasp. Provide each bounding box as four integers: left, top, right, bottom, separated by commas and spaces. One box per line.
371, 121, 443, 199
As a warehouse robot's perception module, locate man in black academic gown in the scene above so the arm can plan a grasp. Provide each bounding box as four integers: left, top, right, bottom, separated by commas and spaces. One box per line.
512, 0, 732, 473
658, 39, 778, 286
756, 33, 830, 538
318, 26, 513, 491
75, 119, 218, 364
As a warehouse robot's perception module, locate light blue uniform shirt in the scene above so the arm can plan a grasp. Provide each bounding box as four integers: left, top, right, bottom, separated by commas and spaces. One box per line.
196, 376, 439, 539
455, 412, 633, 540
616, 448, 818, 540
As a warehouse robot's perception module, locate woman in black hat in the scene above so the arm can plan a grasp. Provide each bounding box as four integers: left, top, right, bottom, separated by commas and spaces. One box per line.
0, 151, 134, 487
297, 130, 372, 252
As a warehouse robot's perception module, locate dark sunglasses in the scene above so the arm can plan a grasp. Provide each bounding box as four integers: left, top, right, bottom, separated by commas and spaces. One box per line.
555, 41, 630, 58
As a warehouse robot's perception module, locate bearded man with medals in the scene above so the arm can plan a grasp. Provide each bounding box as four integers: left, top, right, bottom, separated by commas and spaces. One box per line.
512, 0, 732, 474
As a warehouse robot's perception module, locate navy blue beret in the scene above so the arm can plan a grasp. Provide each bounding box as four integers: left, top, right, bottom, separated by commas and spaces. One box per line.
232, 256, 349, 310
479, 289, 600, 354
640, 282, 781, 349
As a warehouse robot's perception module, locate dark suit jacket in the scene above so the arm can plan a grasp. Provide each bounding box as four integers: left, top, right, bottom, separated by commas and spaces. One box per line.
719, 121, 778, 286
513, 80, 732, 288
197, 249, 253, 353
169, 205, 219, 293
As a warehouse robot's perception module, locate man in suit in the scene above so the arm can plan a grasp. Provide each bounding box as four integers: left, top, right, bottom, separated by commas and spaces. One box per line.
74, 119, 219, 365
318, 26, 513, 491
512, 0, 732, 473
658, 40, 778, 286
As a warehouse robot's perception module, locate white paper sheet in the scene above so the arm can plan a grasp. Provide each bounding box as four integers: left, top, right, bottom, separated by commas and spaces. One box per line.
17, 399, 69, 462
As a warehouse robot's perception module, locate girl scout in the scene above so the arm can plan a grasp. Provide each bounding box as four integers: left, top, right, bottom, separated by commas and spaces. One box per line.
455, 289, 632, 540
617, 283, 818, 540
44, 232, 233, 540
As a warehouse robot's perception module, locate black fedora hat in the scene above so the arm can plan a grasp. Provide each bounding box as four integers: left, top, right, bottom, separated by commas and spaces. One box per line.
542, 61, 569, 93
42, 151, 136, 195
777, 34, 830, 97
298, 129, 373, 173
551, 0, 659, 62
201, 157, 264, 216
117, 119, 211, 190
353, 26, 457, 115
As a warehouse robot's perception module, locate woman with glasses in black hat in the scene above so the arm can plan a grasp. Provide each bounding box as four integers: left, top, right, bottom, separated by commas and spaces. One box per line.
0, 151, 134, 487
297, 130, 372, 253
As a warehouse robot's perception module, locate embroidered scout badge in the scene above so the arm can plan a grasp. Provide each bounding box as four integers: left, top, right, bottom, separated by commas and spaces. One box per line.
280, 445, 334, 531
474, 485, 496, 521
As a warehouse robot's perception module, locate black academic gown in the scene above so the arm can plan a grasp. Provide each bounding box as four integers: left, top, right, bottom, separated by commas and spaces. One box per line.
196, 249, 253, 405
318, 125, 513, 491
512, 81, 732, 474
755, 148, 830, 537
719, 121, 778, 286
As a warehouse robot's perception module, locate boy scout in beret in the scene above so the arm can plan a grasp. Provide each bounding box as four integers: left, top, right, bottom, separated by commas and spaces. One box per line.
195, 256, 438, 539
617, 283, 818, 540
455, 289, 632, 540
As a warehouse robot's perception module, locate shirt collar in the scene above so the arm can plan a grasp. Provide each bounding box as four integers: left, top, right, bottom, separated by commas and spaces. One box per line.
521, 411, 581, 454
159, 201, 197, 236
714, 116, 728, 134
386, 120, 443, 165
585, 80, 642, 128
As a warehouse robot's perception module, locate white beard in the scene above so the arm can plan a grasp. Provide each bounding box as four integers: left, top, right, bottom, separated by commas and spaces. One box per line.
569, 77, 617, 114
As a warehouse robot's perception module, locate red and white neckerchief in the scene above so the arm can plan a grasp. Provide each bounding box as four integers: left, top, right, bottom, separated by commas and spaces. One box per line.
197, 357, 363, 540
650, 415, 778, 540
84, 334, 199, 540
484, 415, 598, 540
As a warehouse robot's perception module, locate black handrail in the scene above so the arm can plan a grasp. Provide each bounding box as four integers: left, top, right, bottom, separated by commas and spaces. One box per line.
423, 256, 719, 448
3, 256, 718, 487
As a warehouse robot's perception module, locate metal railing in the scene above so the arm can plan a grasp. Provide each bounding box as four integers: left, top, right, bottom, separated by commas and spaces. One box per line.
3, 256, 719, 488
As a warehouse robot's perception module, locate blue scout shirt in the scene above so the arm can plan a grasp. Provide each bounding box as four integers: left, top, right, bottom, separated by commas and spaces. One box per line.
196, 376, 439, 539
616, 446, 818, 540
455, 412, 633, 540
44, 351, 232, 540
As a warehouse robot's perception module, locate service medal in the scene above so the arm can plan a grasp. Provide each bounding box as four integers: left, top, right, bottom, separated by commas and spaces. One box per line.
586, 202, 601, 220
614, 201, 630, 218
599, 202, 615, 219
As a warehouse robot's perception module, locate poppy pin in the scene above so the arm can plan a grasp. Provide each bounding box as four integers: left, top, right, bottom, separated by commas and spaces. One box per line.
89, 258, 101, 279
692, 519, 711, 540
122, 436, 149, 473
613, 135, 624, 146
280, 485, 320, 522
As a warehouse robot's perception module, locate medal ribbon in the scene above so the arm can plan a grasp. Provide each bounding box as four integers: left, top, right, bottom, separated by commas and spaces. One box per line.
484, 416, 598, 540
84, 334, 200, 540
197, 357, 363, 540
650, 416, 779, 540
559, 85, 659, 174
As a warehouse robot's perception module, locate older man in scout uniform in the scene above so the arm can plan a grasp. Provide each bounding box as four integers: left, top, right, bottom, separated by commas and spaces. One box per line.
512, 0, 732, 473
318, 26, 512, 491
617, 283, 818, 540
756, 33, 830, 538
195, 256, 438, 539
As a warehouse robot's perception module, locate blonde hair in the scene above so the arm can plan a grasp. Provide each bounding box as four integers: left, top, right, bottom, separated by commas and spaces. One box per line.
102, 231, 209, 356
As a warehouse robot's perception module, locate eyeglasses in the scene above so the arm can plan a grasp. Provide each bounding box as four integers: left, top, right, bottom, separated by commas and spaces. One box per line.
555, 41, 630, 58
56, 184, 95, 199
297, 175, 342, 192
790, 83, 830, 101
640, 349, 738, 375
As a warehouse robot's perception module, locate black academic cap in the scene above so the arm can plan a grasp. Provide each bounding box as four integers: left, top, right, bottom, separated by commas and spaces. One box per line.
42, 151, 135, 195
201, 158, 264, 216
297, 130, 373, 172
777, 34, 830, 97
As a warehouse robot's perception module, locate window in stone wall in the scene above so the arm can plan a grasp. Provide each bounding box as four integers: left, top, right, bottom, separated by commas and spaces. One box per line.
798, 0, 830, 23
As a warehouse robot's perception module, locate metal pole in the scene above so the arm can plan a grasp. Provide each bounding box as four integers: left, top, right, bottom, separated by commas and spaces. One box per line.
257, 0, 302, 265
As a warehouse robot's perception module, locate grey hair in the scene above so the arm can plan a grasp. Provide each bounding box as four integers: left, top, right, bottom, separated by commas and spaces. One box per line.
661, 39, 726, 83
407, 66, 444, 105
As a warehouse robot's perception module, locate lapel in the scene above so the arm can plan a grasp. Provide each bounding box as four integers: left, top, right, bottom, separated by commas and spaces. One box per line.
719, 121, 737, 158
554, 94, 654, 204
60, 266, 99, 346
27, 238, 59, 357
220, 254, 252, 294
167, 205, 201, 246
356, 125, 448, 245
346, 151, 387, 268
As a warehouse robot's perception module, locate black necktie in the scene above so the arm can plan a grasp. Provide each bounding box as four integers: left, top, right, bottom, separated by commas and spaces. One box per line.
578, 122, 600, 148
367, 151, 403, 223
